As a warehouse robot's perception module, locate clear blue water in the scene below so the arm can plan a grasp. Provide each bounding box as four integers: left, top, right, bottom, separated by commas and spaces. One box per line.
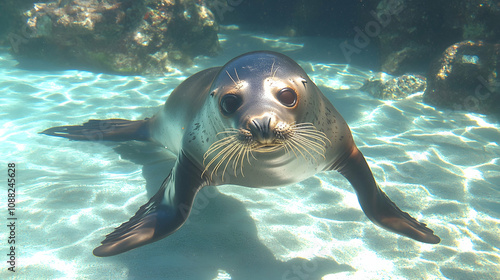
1, 28, 499, 279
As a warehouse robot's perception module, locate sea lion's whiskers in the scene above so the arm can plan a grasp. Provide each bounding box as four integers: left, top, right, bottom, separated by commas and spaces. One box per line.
219, 143, 242, 180
292, 123, 318, 129
232, 144, 249, 177
205, 140, 231, 156
277, 123, 330, 161
204, 144, 226, 162
286, 139, 310, 161
212, 142, 241, 180
235, 143, 252, 174
203, 139, 238, 178
295, 135, 326, 155
226, 70, 238, 86
248, 146, 257, 161
283, 140, 299, 159
297, 132, 330, 146
216, 129, 239, 135
213, 129, 238, 137
270, 60, 280, 78
232, 144, 243, 176
271, 60, 279, 78
293, 127, 328, 138
295, 131, 327, 151
206, 136, 234, 150
203, 136, 235, 161
204, 122, 329, 179
288, 137, 318, 162
234, 68, 241, 83
286, 138, 308, 160
208, 142, 237, 169
291, 123, 331, 145
294, 135, 326, 159
203, 129, 254, 179
243, 144, 253, 170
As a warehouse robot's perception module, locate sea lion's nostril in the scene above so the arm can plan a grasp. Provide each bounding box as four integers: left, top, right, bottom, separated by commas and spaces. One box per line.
249, 115, 273, 141
251, 119, 261, 133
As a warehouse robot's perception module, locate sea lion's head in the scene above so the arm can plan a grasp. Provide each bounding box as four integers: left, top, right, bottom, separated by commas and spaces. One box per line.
202, 51, 330, 179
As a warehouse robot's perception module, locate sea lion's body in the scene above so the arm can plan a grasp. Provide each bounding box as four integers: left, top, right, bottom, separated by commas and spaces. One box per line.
42, 51, 440, 257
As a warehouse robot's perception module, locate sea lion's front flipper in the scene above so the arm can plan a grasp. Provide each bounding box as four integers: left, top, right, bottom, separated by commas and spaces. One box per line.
93, 151, 209, 257
40, 118, 150, 141
334, 147, 440, 244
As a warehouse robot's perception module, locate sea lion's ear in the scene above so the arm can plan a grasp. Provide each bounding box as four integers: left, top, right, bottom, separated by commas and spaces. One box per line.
334, 147, 441, 244
93, 151, 209, 257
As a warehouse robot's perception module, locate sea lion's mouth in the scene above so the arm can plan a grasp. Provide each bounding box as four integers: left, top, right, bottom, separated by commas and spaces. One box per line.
253, 142, 283, 153
201, 123, 330, 180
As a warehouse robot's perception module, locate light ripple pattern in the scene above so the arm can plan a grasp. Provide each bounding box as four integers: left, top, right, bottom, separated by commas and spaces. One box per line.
0, 29, 499, 280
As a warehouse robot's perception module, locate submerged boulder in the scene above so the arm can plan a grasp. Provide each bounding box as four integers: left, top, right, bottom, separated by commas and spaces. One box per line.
373, 0, 500, 75
424, 41, 500, 114
13, 0, 220, 74
0, 0, 42, 45
361, 72, 426, 100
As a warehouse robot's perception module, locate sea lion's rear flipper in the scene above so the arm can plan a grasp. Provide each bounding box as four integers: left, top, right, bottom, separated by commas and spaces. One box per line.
335, 147, 441, 244
93, 151, 208, 257
40, 118, 150, 141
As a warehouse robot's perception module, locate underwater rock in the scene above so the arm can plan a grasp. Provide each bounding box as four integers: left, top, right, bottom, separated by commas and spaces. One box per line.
0, 0, 40, 45
13, 0, 220, 74
360, 72, 427, 100
424, 41, 500, 114
373, 0, 500, 75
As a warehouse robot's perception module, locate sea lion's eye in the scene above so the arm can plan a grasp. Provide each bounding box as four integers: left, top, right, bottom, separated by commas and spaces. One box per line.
277, 88, 297, 107
220, 94, 242, 115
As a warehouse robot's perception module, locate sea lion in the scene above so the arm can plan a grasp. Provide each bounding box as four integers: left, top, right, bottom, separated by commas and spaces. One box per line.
41, 51, 440, 257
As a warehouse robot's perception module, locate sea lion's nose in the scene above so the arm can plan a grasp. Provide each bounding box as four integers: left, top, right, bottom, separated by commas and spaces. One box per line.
248, 114, 275, 143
